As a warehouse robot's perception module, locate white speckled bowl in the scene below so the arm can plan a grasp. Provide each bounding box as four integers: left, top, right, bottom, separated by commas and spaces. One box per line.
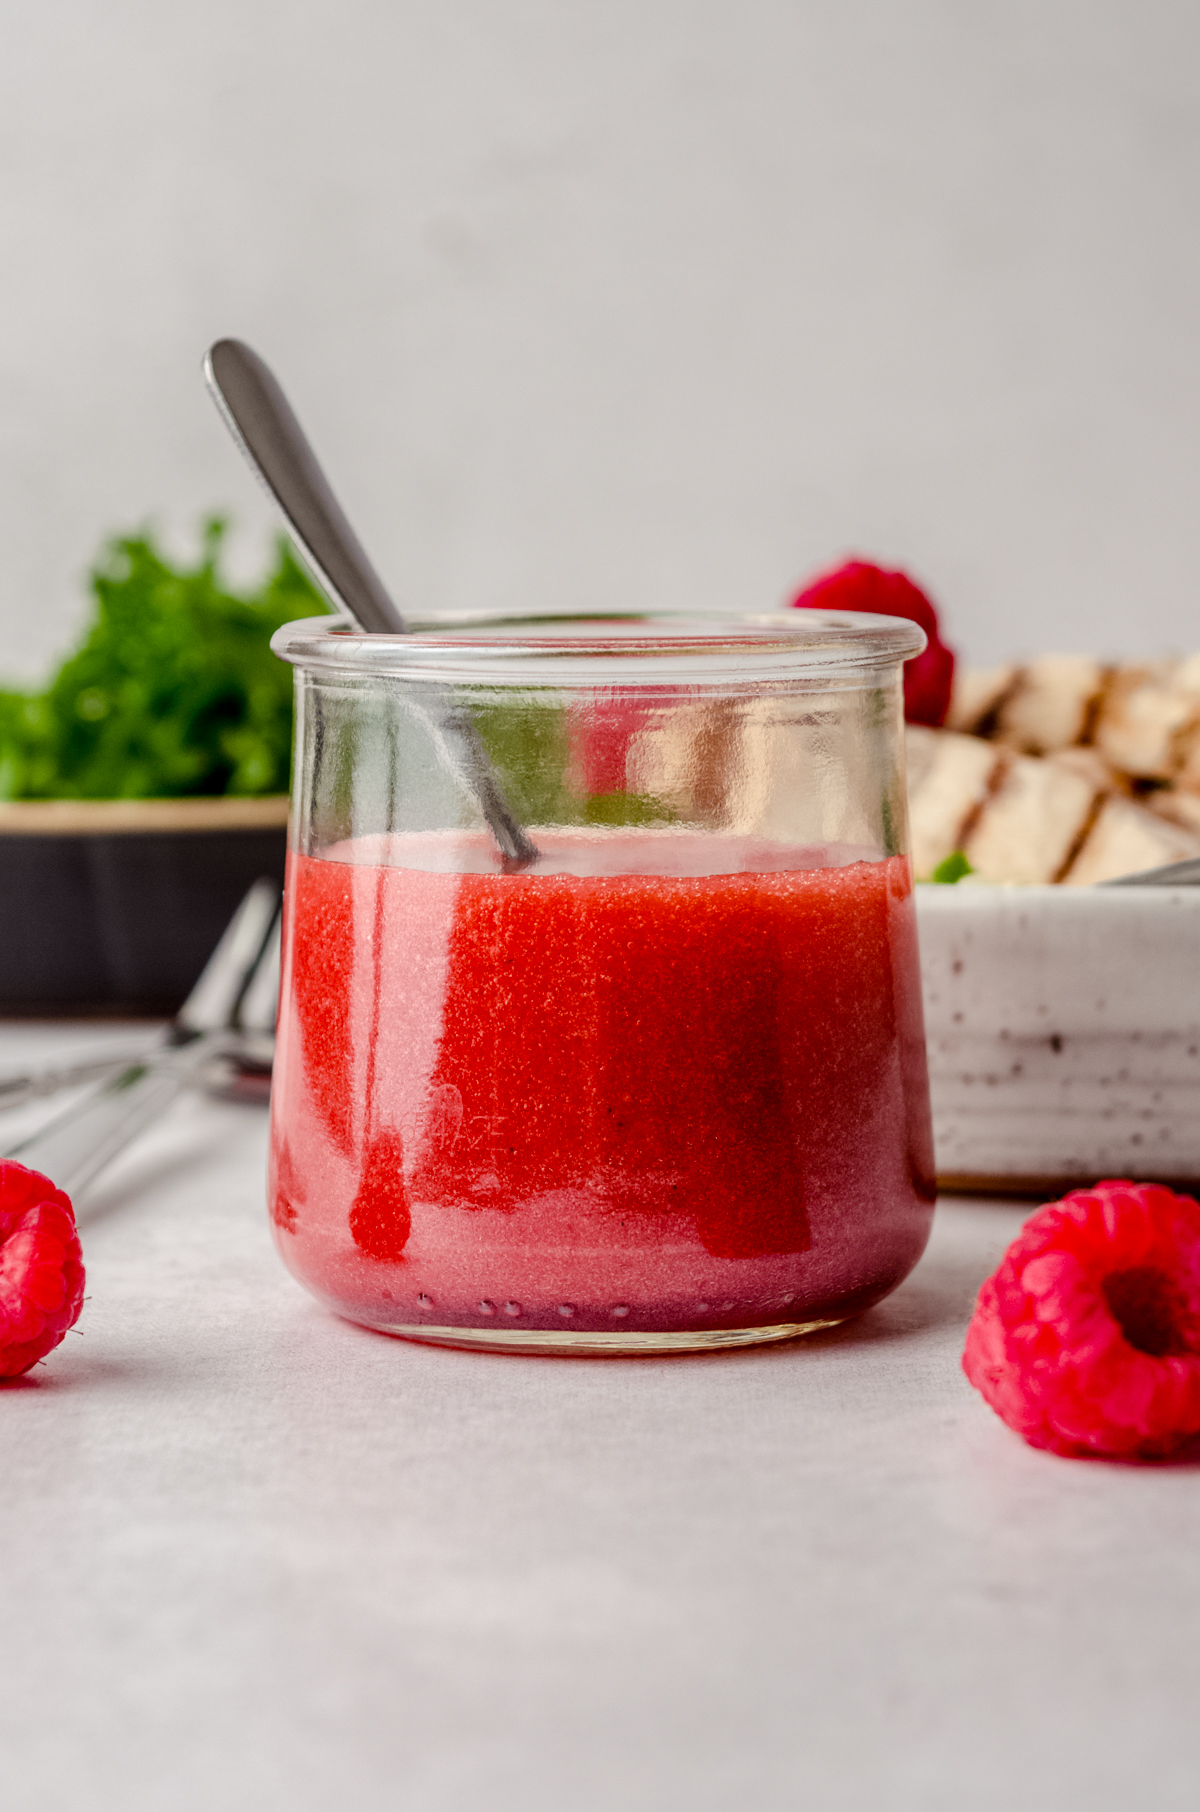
915, 884, 1200, 1192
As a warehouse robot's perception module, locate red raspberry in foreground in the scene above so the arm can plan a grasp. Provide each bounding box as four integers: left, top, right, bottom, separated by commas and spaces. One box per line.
963, 1180, 1200, 1460
0, 1161, 85, 1379
790, 559, 955, 727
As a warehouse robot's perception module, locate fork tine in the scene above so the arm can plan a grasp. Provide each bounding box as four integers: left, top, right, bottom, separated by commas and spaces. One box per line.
174, 878, 280, 1037
235, 911, 282, 1036
4, 880, 283, 1199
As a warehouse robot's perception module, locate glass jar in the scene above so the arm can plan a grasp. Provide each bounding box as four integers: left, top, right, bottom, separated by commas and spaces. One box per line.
268, 610, 935, 1354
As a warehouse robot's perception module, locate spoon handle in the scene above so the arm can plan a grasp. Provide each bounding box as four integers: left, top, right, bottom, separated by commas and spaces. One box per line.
204, 339, 404, 635
204, 339, 538, 867
1102, 856, 1200, 886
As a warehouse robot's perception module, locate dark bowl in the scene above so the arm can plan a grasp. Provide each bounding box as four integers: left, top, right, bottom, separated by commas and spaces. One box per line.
0, 797, 289, 1015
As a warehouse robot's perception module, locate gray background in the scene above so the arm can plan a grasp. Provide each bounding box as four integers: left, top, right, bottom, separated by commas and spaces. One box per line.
2, 0, 1198, 680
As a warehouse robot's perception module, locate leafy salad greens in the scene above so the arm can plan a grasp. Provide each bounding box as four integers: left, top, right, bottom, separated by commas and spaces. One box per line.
0, 519, 328, 800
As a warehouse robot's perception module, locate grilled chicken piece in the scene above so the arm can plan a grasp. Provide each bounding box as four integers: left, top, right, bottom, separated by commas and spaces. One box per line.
1062, 794, 1200, 884
1092, 662, 1200, 780
904, 726, 1002, 879
962, 755, 1100, 884
992, 655, 1106, 755
1148, 786, 1200, 837
1045, 744, 1123, 793
1166, 662, 1200, 791
945, 664, 1018, 735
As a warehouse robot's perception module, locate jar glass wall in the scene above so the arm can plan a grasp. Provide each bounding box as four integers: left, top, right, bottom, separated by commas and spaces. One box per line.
268, 611, 935, 1354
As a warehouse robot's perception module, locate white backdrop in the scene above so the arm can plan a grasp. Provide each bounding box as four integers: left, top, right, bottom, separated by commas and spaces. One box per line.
2, 0, 1198, 680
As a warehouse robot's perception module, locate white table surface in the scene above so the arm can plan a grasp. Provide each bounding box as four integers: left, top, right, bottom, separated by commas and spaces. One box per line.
2, 1022, 1198, 1812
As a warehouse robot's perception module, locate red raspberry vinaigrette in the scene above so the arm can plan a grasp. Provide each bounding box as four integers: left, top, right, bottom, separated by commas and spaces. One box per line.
268, 836, 935, 1352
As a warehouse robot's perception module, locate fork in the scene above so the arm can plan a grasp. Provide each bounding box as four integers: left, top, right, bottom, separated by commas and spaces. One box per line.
4, 880, 281, 1198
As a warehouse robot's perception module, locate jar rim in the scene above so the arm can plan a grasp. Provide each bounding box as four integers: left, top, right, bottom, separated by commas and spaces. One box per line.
271, 608, 926, 685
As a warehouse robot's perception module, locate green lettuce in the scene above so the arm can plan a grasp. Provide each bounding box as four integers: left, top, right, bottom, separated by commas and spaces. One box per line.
0, 519, 328, 800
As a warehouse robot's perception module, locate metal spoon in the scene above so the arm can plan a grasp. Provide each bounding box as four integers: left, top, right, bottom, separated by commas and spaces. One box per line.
203, 338, 537, 867
1102, 856, 1200, 886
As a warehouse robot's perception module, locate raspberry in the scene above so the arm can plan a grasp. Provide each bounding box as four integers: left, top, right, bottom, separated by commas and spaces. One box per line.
790, 559, 955, 727
962, 1180, 1200, 1460
0, 1161, 85, 1379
